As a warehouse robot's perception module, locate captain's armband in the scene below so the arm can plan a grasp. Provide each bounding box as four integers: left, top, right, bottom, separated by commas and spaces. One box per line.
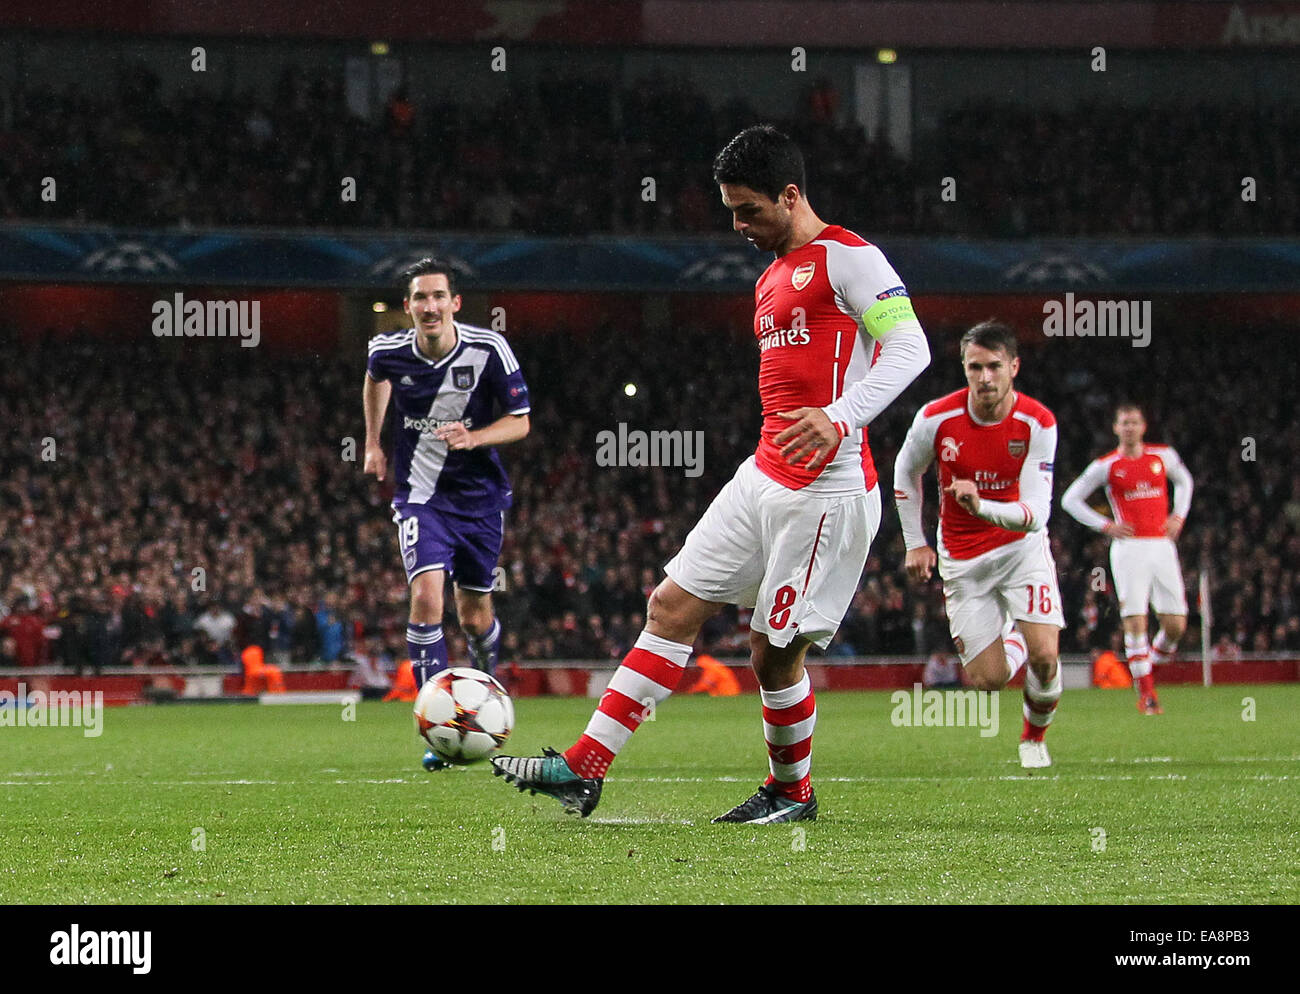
862, 288, 919, 340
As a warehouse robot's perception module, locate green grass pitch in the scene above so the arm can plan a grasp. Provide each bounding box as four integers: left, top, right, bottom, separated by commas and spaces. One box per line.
2, 685, 1297, 904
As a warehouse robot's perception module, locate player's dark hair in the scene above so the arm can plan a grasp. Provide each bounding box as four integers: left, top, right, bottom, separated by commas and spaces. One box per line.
959, 320, 1019, 360
712, 125, 807, 203
1114, 402, 1145, 420
400, 257, 459, 298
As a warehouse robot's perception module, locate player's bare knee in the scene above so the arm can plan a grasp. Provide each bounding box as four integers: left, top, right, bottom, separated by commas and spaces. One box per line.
1161, 618, 1186, 643
968, 668, 1007, 692
1122, 616, 1148, 636
646, 580, 711, 644
460, 608, 492, 636
749, 634, 806, 691
410, 601, 443, 625
1027, 644, 1055, 666
455, 593, 493, 634
646, 583, 681, 628
965, 645, 1009, 690
410, 578, 444, 624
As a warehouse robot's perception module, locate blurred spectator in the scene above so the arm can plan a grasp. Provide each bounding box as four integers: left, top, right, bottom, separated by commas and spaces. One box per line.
350, 635, 394, 699
315, 594, 347, 664
1212, 635, 1243, 662
807, 77, 840, 124
291, 598, 322, 662
193, 602, 237, 665
385, 87, 415, 139
0, 598, 48, 667
266, 593, 295, 667
922, 652, 963, 690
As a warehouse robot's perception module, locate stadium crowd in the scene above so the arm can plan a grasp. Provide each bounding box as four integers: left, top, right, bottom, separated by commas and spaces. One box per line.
1, 64, 1295, 236
2, 319, 1298, 674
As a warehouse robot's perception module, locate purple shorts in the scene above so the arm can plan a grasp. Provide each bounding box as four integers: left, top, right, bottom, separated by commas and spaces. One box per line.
392, 505, 503, 592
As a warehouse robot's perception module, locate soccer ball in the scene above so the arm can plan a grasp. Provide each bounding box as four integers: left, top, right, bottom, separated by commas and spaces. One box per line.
413, 667, 515, 764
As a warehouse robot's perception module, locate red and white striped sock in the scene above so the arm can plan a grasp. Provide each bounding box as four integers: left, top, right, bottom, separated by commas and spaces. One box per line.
1124, 631, 1152, 677
761, 672, 816, 803
563, 631, 690, 779
1149, 628, 1179, 666
1125, 631, 1155, 697
1021, 662, 1061, 743
1003, 627, 1028, 682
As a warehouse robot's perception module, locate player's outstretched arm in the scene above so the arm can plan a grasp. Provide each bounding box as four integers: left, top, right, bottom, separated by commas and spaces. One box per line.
778, 324, 930, 469
965, 421, 1058, 532
362, 373, 392, 480
820, 327, 931, 440
818, 242, 931, 437
435, 413, 530, 452
1061, 459, 1132, 536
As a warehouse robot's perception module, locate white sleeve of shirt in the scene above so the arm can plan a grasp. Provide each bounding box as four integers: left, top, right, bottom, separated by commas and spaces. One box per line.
819, 242, 930, 435
1061, 458, 1113, 532
1163, 447, 1193, 520
893, 407, 937, 550
973, 421, 1057, 533
823, 332, 931, 436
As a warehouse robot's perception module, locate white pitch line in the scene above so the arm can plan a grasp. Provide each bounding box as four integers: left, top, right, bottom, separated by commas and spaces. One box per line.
588, 817, 697, 825
1103, 756, 1173, 763
2, 767, 1296, 788
3, 774, 1291, 787
1089, 756, 1300, 765
6, 755, 1299, 782
618, 773, 1290, 784
336, 778, 409, 784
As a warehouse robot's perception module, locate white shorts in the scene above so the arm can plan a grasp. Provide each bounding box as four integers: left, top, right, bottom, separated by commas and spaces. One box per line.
664, 456, 879, 650
1111, 537, 1187, 617
939, 530, 1065, 665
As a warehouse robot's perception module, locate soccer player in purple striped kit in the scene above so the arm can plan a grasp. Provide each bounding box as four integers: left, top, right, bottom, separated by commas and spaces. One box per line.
363, 258, 531, 771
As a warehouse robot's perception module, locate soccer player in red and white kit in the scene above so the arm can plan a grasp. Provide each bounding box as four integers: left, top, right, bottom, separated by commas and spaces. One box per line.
894, 321, 1064, 769
492, 125, 930, 822
1061, 404, 1193, 714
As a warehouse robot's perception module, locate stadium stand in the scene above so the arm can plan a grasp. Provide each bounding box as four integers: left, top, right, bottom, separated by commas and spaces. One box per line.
1, 65, 1295, 236
3, 320, 1297, 672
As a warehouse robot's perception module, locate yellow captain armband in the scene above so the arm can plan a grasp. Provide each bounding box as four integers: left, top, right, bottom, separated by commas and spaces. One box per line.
862, 293, 918, 340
